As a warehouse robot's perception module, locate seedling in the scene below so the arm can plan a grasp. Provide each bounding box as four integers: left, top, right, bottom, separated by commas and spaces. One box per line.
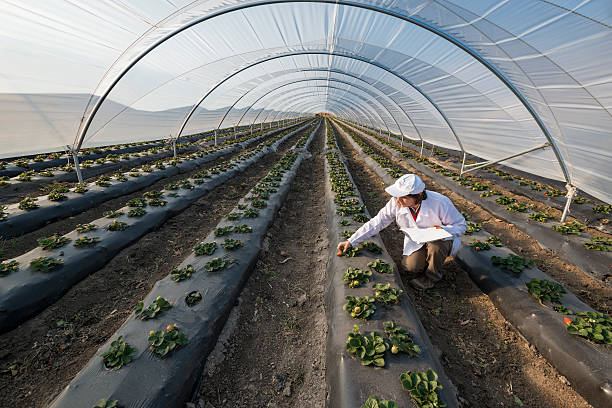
221, 238, 244, 250
584, 237, 611, 252
76, 223, 97, 233
30, 256, 63, 272
553, 221, 586, 235
237, 204, 248, 210
16, 170, 34, 181
205, 257, 235, 272
73, 183, 88, 194
127, 197, 147, 207
148, 324, 189, 357
194, 241, 217, 256
106, 220, 128, 231
244, 208, 259, 218
38, 235, 71, 250
214, 226, 233, 236
341, 246, 361, 257
93, 399, 118, 408
96, 176, 111, 187
360, 241, 382, 254
383, 321, 420, 356
367, 258, 392, 274
135, 296, 173, 320
495, 196, 515, 205
103, 210, 124, 218
147, 197, 167, 207
338, 220, 351, 227
506, 202, 529, 212
553, 305, 573, 315
179, 180, 194, 190
113, 173, 127, 182
74, 237, 100, 247
171, 265, 194, 282
226, 212, 242, 221
343, 267, 371, 288
361, 396, 398, 408
465, 222, 481, 234
343, 296, 376, 320
529, 211, 553, 223
48, 189, 68, 201
340, 230, 355, 239
470, 182, 488, 191
593, 204, 611, 215
346, 325, 388, 367
18, 197, 39, 211
572, 197, 590, 204
469, 240, 490, 252
566, 312, 612, 344
233, 224, 253, 233
485, 236, 503, 247
102, 336, 136, 370
400, 370, 446, 408
128, 207, 146, 217
0, 205, 6, 222
143, 190, 164, 199
526, 278, 566, 305
544, 188, 563, 197
185, 291, 202, 307
372, 283, 403, 305
491, 254, 533, 275
0, 260, 19, 277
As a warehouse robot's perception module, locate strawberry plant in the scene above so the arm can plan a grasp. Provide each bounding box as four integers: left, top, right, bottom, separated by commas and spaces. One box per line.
234, 224, 252, 233
480, 190, 502, 198
465, 222, 481, 234
346, 325, 388, 367
38, 235, 71, 250
251, 199, 267, 209
16, 170, 34, 181
400, 370, 446, 408
185, 291, 202, 307
226, 212, 242, 221
73, 237, 100, 247
237, 204, 248, 210
30, 256, 63, 272
18, 197, 39, 211
506, 202, 529, 212
469, 240, 490, 251
491, 254, 533, 275
127, 197, 147, 207
143, 190, 164, 199
147, 197, 167, 207
171, 265, 194, 282
338, 219, 351, 226
495, 196, 515, 205
221, 238, 243, 250
128, 207, 146, 217
341, 246, 360, 257
96, 176, 111, 187
73, 183, 88, 194
128, 172, 141, 178
102, 336, 136, 370
164, 182, 179, 190
593, 204, 611, 215
383, 321, 420, 356
360, 241, 382, 254
343, 267, 371, 288
179, 180, 194, 190
367, 258, 392, 274
372, 283, 403, 305
205, 257, 235, 272
544, 188, 563, 197
48, 188, 68, 201
553, 221, 586, 235
485, 236, 503, 247
361, 396, 398, 408
38, 170, 55, 177
343, 296, 376, 319
565, 312, 612, 344
353, 214, 369, 223
106, 220, 127, 231
135, 296, 173, 320
526, 278, 566, 305
573, 197, 589, 204
113, 173, 127, 182
141, 165, 153, 172
244, 208, 259, 218
529, 211, 553, 223
470, 182, 488, 191
148, 324, 189, 357
584, 237, 611, 252
76, 223, 97, 233
553, 305, 573, 315
0, 205, 6, 222
214, 226, 233, 236
93, 399, 118, 408
194, 241, 217, 256
0, 260, 19, 277
103, 210, 124, 218
340, 230, 355, 239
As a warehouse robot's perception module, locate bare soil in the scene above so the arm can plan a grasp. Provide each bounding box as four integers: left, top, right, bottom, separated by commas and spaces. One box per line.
335, 130, 593, 408
191, 124, 328, 408
0, 131, 305, 408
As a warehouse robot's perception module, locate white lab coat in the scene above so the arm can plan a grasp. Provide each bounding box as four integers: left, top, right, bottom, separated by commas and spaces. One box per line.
347, 190, 467, 256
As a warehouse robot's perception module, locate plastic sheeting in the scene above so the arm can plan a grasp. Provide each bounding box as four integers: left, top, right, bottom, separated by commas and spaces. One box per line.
0, 0, 610, 202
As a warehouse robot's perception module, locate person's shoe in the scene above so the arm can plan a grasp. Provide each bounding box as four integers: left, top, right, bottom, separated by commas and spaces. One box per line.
409, 276, 435, 290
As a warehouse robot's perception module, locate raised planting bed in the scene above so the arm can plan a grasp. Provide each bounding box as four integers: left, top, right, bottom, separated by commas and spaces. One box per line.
332, 121, 612, 408
47, 122, 319, 408
323, 121, 458, 408
336, 121, 612, 285
0, 123, 305, 239
0, 122, 314, 333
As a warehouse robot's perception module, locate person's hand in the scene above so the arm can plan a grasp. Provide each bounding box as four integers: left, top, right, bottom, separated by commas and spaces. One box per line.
337, 240, 352, 255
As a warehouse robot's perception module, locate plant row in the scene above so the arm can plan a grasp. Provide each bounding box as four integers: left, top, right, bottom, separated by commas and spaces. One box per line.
323, 120, 456, 408
48, 120, 320, 408
0, 121, 314, 333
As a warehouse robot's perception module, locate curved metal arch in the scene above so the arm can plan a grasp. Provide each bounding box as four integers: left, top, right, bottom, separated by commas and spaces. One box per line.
73, 0, 570, 184
216, 68, 420, 141
253, 86, 384, 132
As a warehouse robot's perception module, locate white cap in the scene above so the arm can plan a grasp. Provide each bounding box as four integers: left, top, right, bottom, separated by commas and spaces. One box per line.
384, 174, 425, 197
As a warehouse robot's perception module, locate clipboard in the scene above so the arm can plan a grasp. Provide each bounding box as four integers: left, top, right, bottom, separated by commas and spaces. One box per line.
401, 227, 452, 244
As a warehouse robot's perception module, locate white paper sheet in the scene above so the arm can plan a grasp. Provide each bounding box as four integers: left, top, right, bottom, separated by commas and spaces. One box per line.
401, 227, 452, 244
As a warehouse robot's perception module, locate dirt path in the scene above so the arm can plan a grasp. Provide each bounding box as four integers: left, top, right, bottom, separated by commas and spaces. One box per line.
192, 125, 328, 408
0, 131, 307, 408
335, 130, 592, 408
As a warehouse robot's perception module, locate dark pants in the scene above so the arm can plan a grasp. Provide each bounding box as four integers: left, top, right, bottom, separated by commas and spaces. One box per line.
401, 239, 453, 282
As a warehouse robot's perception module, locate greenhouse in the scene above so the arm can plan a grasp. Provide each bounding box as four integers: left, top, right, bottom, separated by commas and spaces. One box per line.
0, 1, 610, 407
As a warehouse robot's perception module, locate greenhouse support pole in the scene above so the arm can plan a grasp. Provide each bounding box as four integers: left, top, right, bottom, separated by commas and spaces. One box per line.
172, 137, 177, 158
420, 140, 424, 157
560, 185, 577, 223
67, 146, 84, 185
460, 152, 466, 174
214, 130, 218, 146
461, 143, 550, 175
